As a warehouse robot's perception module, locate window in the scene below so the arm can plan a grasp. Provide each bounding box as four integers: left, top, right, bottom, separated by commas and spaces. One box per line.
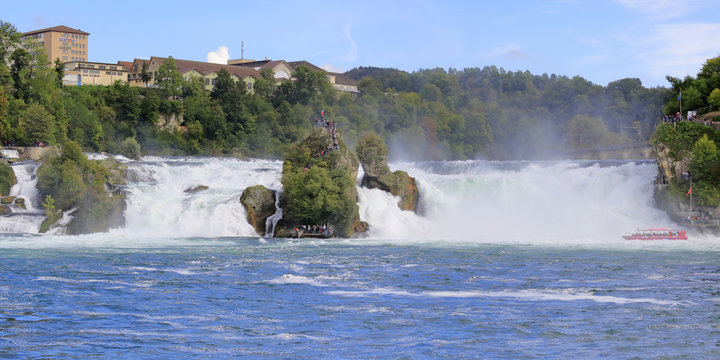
110, 66, 117, 70
106, 71, 111, 75
205, 78, 210, 85
247, 83, 253, 90
98, 65, 106, 69
212, 79, 217, 85
87, 65, 94, 68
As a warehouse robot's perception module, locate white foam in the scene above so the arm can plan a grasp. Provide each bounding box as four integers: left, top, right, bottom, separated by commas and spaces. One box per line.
266, 274, 327, 287
327, 287, 686, 305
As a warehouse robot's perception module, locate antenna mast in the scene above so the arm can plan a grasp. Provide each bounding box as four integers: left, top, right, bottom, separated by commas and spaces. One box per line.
241, 41, 244, 61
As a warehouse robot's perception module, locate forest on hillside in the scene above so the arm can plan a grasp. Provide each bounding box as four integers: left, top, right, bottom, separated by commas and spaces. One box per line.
0, 20, 689, 160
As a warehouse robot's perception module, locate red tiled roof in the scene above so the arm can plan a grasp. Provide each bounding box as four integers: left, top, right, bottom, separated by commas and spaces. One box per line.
23, 25, 89, 36
117, 61, 133, 71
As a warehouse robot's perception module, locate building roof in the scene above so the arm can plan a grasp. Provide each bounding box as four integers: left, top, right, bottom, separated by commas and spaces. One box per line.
333, 73, 358, 86
287, 60, 357, 86
117, 61, 133, 71
23, 25, 90, 36
145, 57, 261, 79
286, 60, 324, 72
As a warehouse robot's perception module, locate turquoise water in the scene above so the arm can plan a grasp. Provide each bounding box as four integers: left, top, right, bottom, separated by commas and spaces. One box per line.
2, 237, 719, 359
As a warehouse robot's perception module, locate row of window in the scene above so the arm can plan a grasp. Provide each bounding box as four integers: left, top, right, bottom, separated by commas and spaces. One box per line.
62, 33, 86, 40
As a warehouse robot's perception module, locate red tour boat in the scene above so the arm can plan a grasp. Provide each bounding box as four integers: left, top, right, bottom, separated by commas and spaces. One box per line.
622, 228, 688, 240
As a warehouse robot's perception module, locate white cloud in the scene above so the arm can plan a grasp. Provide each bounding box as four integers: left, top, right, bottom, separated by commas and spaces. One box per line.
322, 63, 345, 73
337, 25, 358, 62
634, 23, 720, 84
207, 46, 230, 64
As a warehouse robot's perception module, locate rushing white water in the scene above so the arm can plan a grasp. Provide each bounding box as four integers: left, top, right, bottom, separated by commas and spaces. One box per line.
2, 156, 718, 249
358, 160, 698, 246
0, 162, 44, 233
9, 161, 41, 210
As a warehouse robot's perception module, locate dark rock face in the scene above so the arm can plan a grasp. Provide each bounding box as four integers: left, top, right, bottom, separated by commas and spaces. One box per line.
240, 185, 277, 236
184, 185, 209, 195
356, 134, 420, 213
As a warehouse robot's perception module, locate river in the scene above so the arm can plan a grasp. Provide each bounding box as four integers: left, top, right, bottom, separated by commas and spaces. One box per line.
1, 158, 718, 358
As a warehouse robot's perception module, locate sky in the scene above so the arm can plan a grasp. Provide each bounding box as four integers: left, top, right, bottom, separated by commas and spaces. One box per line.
4, 0, 720, 88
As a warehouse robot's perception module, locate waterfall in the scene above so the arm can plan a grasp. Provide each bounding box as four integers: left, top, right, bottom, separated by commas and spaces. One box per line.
265, 190, 283, 237
358, 160, 675, 244
0, 161, 45, 233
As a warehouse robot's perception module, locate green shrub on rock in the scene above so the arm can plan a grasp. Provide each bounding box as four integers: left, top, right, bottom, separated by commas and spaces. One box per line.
36, 141, 127, 234
280, 127, 360, 237
0, 162, 15, 196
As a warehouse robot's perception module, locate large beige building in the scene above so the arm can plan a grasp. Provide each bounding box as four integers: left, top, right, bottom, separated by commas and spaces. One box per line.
21, 25, 89, 63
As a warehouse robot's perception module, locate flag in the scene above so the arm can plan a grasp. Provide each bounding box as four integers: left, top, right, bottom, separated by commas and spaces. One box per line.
320, 108, 324, 117
685, 186, 692, 196
678, 91, 682, 101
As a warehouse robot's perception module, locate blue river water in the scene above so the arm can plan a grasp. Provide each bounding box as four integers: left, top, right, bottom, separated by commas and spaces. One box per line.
1, 237, 719, 359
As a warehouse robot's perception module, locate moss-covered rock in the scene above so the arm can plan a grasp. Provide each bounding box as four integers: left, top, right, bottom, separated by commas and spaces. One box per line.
0, 162, 15, 197
280, 127, 360, 237
362, 170, 420, 212
240, 185, 277, 236
356, 133, 420, 212
356, 133, 390, 178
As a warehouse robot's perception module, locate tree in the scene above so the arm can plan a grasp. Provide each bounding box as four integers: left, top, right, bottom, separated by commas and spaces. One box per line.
0, 21, 20, 64
698, 57, 720, 80
10, 48, 32, 101
156, 57, 183, 98
140, 61, 151, 87
19, 103, 55, 145
54, 58, 64, 88
708, 88, 720, 109
689, 134, 719, 181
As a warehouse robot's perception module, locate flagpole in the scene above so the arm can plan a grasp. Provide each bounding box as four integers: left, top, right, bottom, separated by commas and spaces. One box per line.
680, 91, 683, 120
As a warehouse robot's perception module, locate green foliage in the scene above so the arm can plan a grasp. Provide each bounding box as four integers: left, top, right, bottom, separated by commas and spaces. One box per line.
19, 103, 55, 145
652, 122, 720, 159
689, 134, 719, 181
0, 20, 681, 160
0, 161, 14, 196
355, 133, 390, 175
280, 129, 359, 236
708, 88, 720, 108
39, 194, 62, 233
156, 56, 183, 98
118, 137, 141, 159
36, 140, 126, 233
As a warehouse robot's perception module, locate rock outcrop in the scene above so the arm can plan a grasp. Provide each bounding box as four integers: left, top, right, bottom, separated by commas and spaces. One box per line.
36, 142, 127, 234
278, 126, 362, 237
240, 185, 277, 236
184, 185, 209, 195
356, 133, 420, 212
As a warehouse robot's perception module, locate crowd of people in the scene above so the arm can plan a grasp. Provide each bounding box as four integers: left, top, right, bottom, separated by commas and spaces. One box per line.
313, 112, 339, 157
295, 224, 331, 234
685, 211, 713, 224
